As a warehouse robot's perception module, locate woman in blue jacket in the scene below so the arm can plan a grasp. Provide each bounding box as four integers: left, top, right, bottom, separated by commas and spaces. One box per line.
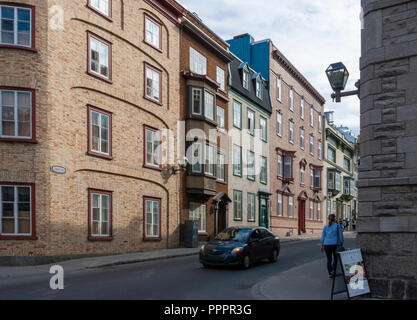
321, 214, 344, 278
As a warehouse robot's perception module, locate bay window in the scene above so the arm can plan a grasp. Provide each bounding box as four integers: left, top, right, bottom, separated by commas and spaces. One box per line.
191, 88, 202, 115
204, 91, 214, 120
204, 143, 216, 176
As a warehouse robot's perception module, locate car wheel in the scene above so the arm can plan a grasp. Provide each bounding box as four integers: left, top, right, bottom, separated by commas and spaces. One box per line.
242, 255, 251, 269
269, 249, 278, 263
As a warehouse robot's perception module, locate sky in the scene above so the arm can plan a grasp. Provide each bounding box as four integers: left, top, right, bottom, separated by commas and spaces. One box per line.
178, 0, 362, 136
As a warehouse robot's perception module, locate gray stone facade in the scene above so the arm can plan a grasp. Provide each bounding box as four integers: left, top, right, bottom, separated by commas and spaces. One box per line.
359, 0, 417, 299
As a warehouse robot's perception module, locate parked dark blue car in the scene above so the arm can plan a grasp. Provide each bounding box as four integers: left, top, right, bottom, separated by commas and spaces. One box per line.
199, 227, 280, 269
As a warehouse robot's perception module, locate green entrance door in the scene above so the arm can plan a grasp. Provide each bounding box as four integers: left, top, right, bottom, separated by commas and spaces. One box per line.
259, 197, 269, 229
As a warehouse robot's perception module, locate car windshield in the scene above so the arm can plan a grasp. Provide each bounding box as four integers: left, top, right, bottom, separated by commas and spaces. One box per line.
215, 228, 252, 242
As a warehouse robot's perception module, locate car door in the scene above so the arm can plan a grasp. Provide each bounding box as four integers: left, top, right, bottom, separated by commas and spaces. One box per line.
248, 229, 262, 262
259, 229, 274, 259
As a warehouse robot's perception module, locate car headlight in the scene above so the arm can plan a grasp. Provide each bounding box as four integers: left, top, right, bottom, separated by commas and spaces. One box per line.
231, 247, 244, 255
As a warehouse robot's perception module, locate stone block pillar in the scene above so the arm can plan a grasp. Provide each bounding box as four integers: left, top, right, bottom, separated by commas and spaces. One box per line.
359, 0, 417, 299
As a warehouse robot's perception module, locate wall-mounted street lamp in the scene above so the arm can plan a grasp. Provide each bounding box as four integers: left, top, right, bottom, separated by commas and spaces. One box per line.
325, 62, 360, 103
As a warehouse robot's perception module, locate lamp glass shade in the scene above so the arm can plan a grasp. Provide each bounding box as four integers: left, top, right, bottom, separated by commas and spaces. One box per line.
326, 62, 349, 91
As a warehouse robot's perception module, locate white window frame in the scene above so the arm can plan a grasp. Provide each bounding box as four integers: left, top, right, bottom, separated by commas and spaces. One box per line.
310, 106, 314, 127
217, 153, 226, 182
300, 128, 305, 149
144, 199, 160, 239
318, 141, 322, 160
89, 35, 110, 80
289, 121, 294, 144
145, 15, 161, 49
0, 185, 32, 236
289, 88, 294, 111
233, 100, 242, 129
189, 203, 206, 233
277, 112, 282, 136
301, 166, 305, 185
0, 4, 32, 48
217, 106, 225, 130
216, 66, 225, 91
256, 77, 263, 100
301, 98, 305, 119
278, 155, 283, 178
145, 66, 161, 103
277, 77, 282, 101
247, 151, 255, 181
191, 88, 202, 115
204, 144, 216, 176
260, 156, 267, 184
310, 136, 314, 155
190, 47, 207, 75
204, 91, 214, 120
247, 108, 255, 135
277, 193, 283, 217
90, 109, 110, 156
0, 90, 32, 139
309, 201, 314, 220
288, 196, 294, 218
233, 145, 242, 177
145, 128, 161, 168
260, 116, 267, 141
90, 192, 110, 237
243, 69, 250, 90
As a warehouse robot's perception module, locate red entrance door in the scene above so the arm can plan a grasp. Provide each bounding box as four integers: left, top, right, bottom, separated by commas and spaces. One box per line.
299, 200, 306, 234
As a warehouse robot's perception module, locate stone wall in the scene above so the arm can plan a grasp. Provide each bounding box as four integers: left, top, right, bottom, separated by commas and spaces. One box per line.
359, 0, 417, 299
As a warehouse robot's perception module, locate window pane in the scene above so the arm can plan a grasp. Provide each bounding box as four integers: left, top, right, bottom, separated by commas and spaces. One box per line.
2, 202, 14, 217
2, 218, 14, 233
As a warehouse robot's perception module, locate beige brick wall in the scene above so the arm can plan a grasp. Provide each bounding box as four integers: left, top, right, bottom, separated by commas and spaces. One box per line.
0, 0, 182, 256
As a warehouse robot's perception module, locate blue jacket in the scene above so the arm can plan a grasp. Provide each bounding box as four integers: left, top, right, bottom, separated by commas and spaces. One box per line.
321, 222, 344, 246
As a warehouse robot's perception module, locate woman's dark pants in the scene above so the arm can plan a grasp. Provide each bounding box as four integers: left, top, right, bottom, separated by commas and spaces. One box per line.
324, 245, 338, 274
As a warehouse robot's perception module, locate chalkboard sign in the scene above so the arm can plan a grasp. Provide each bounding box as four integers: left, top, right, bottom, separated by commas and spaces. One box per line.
331, 249, 371, 300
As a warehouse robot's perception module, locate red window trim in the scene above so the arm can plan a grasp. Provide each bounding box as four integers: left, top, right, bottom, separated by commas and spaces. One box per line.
143, 13, 163, 52
88, 188, 113, 241
309, 164, 323, 191
143, 62, 163, 106
0, 2, 36, 52
143, 125, 163, 171
87, 31, 113, 84
277, 148, 296, 182
0, 182, 36, 240
86, 0, 113, 21
143, 196, 162, 242
87, 104, 113, 160
0, 86, 37, 143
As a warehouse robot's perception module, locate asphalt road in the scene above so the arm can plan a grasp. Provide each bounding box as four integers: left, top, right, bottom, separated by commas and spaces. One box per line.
0, 238, 356, 300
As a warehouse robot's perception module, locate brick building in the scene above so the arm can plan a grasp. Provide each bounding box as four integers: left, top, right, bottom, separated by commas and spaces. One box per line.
178, 11, 234, 242
359, 0, 417, 299
0, 0, 186, 258
227, 56, 272, 229
228, 34, 326, 238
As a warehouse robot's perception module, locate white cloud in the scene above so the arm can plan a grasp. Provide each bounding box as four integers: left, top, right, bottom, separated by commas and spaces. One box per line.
178, 0, 361, 135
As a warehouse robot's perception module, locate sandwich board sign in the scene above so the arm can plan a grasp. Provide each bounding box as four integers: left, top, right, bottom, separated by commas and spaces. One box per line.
331, 249, 371, 300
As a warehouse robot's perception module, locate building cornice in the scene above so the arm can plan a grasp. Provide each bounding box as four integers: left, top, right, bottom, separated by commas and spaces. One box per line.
144, 0, 186, 26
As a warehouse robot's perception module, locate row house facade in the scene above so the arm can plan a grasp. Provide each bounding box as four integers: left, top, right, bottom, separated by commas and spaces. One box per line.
228, 34, 326, 238
227, 56, 272, 229
0, 0, 186, 257
178, 11, 234, 242
324, 112, 358, 224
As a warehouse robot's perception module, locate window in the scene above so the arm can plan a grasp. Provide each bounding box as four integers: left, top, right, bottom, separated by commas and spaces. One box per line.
310, 135, 314, 155
278, 155, 283, 178
144, 126, 161, 169
204, 144, 216, 176
260, 156, 267, 184
243, 69, 250, 90
191, 142, 202, 173
301, 99, 305, 119
247, 109, 255, 135
309, 201, 314, 220
300, 165, 305, 185
327, 200, 331, 217
233, 191, 242, 221
289, 121, 294, 144
310, 107, 314, 127
191, 88, 202, 115
204, 91, 214, 120
88, 106, 112, 158
190, 47, 206, 75
318, 202, 322, 221
88, 32, 111, 81
318, 141, 322, 160
247, 151, 255, 181
328, 171, 335, 190
277, 112, 282, 136
288, 196, 294, 218
0, 88, 34, 141
89, 189, 112, 239
284, 156, 292, 179
312, 168, 321, 189
260, 117, 267, 141
328, 147, 336, 163
277, 194, 283, 217
0, 4, 34, 49
344, 177, 351, 195
89, 0, 110, 17
300, 128, 305, 149
216, 66, 225, 91
247, 193, 256, 222
233, 145, 242, 177
0, 184, 34, 238
145, 65, 161, 103
189, 203, 206, 233
277, 77, 282, 101
344, 158, 351, 172
318, 115, 322, 132
335, 172, 341, 191
144, 197, 161, 240
310, 169, 314, 187
144, 15, 161, 50
256, 77, 263, 100
289, 88, 294, 111
217, 106, 225, 130
233, 100, 242, 129
217, 153, 225, 182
